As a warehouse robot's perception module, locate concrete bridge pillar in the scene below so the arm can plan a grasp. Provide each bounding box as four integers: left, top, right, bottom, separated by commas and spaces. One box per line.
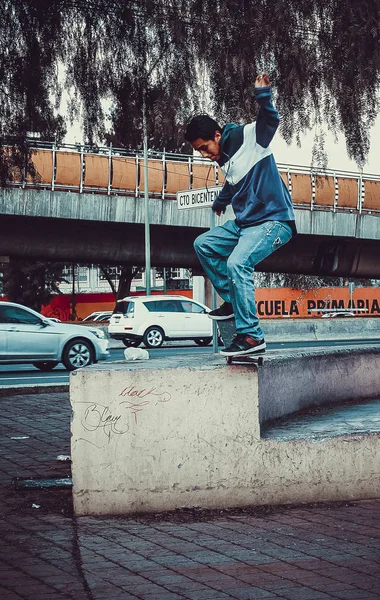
192, 275, 205, 305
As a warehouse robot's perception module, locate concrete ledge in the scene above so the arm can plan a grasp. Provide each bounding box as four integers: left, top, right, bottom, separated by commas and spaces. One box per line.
258, 346, 380, 423
70, 350, 380, 516
262, 317, 380, 342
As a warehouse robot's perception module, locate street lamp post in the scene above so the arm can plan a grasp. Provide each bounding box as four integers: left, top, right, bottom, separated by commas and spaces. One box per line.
142, 93, 151, 295
210, 211, 218, 353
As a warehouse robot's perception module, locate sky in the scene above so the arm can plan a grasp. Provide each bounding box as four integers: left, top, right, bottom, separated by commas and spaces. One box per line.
271, 115, 380, 176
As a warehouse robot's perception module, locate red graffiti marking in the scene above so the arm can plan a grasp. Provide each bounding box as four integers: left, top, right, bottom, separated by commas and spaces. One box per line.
119, 385, 171, 423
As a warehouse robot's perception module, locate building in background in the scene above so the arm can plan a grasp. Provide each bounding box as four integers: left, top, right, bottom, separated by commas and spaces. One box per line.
58, 265, 192, 295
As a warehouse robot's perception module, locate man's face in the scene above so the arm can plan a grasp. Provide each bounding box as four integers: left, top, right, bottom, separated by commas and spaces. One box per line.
191, 131, 222, 161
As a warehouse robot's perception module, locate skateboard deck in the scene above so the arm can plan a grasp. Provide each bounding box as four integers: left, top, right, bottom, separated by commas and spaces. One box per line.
224, 353, 265, 366
216, 318, 265, 366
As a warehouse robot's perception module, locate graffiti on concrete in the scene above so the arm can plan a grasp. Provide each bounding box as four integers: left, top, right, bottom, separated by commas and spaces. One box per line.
119, 384, 172, 424
79, 402, 130, 442
76, 384, 172, 444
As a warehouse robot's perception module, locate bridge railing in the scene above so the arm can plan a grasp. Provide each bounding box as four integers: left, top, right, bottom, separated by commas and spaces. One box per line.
4, 142, 380, 213
278, 164, 380, 214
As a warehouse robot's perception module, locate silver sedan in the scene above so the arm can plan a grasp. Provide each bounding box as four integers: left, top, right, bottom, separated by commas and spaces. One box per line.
0, 301, 109, 371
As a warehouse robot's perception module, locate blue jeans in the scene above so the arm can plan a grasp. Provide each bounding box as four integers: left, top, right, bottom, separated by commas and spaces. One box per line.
194, 220, 293, 340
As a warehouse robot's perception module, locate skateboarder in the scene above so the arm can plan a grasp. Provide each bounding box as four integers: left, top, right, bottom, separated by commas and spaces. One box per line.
184, 74, 296, 357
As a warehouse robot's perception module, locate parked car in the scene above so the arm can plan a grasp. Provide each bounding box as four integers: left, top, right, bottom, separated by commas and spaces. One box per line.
108, 295, 213, 348
95, 313, 112, 323
321, 311, 356, 318
82, 311, 113, 322
0, 301, 109, 371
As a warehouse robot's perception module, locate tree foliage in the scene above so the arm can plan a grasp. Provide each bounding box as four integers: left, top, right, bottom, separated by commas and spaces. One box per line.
2, 259, 65, 312
1, 0, 380, 171
99, 264, 142, 299
256, 272, 376, 289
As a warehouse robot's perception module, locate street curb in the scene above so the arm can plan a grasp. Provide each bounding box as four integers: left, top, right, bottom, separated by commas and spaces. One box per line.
0, 384, 69, 397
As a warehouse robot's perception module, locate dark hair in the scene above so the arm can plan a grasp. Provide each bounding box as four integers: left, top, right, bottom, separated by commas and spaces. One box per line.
184, 114, 222, 143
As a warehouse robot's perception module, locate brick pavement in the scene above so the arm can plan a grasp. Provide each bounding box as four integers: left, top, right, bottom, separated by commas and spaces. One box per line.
0, 389, 380, 600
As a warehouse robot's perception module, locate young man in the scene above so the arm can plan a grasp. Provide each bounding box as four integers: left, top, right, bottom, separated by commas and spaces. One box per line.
184, 74, 296, 357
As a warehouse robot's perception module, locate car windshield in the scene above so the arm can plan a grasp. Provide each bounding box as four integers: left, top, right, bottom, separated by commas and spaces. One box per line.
113, 301, 134, 316
82, 313, 99, 321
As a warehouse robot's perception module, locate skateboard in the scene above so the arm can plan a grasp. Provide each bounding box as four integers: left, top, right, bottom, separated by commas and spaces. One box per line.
224, 353, 265, 366
216, 318, 265, 366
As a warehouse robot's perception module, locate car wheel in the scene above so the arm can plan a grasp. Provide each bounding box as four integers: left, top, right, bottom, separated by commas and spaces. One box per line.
122, 337, 141, 348
33, 361, 59, 372
62, 338, 94, 371
194, 337, 212, 346
143, 326, 164, 348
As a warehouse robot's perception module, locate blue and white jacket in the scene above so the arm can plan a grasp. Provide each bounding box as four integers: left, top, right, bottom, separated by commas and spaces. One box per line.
214, 86, 296, 233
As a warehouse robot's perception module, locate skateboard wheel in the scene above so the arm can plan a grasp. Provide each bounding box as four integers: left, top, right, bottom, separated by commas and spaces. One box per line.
226, 356, 232, 364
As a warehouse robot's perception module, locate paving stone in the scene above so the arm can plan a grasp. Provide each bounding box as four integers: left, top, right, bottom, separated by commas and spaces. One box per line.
135, 593, 186, 600
1, 390, 380, 600
184, 592, 238, 600
231, 589, 281, 599
0, 588, 24, 599
278, 591, 334, 600
330, 592, 380, 600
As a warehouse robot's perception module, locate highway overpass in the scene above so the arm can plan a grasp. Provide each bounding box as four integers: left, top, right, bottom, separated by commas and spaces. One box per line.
1, 143, 380, 277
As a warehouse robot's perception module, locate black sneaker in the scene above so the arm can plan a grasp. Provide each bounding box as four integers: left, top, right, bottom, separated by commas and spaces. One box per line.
220, 334, 266, 356
208, 302, 234, 321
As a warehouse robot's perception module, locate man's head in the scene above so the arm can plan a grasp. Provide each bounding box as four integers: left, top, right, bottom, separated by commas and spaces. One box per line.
184, 115, 222, 161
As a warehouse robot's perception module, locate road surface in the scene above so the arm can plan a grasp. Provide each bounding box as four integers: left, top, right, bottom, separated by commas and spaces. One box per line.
1, 339, 380, 388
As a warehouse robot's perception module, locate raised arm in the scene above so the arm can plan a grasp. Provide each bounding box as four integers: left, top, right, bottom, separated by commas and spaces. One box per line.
254, 74, 279, 148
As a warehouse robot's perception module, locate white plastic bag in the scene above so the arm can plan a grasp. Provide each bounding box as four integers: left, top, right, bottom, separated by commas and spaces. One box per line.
124, 347, 150, 361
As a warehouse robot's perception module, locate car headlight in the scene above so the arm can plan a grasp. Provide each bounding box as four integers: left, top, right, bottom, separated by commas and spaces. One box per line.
89, 329, 105, 339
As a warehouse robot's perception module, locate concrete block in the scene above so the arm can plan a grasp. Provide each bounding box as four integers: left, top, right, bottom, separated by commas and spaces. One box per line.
71, 355, 259, 515
70, 349, 380, 516
261, 317, 380, 342
258, 347, 380, 423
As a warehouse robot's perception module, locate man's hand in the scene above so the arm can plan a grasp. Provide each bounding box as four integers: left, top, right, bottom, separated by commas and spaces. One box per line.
212, 207, 225, 216
255, 73, 271, 88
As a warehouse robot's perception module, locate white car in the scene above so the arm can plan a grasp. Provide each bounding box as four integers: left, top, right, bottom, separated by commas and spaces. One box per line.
321, 311, 356, 318
0, 301, 109, 371
108, 295, 213, 348
82, 311, 113, 322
